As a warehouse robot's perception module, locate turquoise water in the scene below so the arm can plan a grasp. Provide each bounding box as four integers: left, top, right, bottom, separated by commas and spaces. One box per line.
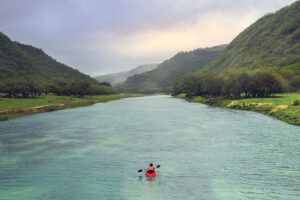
0, 95, 299, 200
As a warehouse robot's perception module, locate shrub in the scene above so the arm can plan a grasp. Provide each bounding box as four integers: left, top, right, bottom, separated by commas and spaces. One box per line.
0, 115, 8, 121
293, 100, 300, 106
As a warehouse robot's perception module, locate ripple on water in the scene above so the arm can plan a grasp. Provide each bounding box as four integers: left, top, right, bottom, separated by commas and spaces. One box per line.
0, 95, 299, 200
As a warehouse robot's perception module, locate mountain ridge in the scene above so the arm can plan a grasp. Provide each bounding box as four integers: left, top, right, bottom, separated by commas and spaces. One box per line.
0, 32, 98, 84
117, 44, 227, 93
199, 1, 300, 90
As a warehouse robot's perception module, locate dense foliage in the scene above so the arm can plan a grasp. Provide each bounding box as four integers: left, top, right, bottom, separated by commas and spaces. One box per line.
117, 45, 226, 93
0, 79, 114, 98
199, 1, 300, 91
94, 64, 158, 86
173, 70, 286, 98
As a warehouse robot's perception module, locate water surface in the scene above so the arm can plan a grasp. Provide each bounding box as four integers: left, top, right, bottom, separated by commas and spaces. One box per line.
0, 95, 299, 199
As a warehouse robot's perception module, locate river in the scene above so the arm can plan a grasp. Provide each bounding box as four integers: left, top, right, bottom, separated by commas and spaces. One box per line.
0, 95, 299, 199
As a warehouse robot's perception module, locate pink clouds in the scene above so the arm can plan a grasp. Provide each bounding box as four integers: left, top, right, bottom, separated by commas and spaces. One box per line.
0, 0, 296, 75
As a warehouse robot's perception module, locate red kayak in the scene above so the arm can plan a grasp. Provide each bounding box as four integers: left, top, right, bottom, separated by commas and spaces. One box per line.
145, 170, 156, 177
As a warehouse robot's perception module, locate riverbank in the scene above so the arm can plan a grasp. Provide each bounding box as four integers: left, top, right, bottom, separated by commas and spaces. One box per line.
0, 94, 144, 121
176, 93, 300, 126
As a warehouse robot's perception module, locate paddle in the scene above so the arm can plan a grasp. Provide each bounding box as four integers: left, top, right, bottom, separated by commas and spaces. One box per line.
138, 165, 160, 172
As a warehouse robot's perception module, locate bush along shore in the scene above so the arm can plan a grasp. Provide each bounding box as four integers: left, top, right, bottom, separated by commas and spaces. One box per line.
0, 94, 144, 121
176, 93, 300, 126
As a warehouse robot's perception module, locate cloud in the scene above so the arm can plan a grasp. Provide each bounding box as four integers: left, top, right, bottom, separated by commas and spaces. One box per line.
0, 0, 296, 75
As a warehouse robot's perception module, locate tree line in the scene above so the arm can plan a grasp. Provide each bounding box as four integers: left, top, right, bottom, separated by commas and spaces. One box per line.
173, 70, 288, 98
0, 79, 114, 98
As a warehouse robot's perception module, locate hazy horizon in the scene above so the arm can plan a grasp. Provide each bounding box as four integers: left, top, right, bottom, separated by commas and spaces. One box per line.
0, 0, 296, 76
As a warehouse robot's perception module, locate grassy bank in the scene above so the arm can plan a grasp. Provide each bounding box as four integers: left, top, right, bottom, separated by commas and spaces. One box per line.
0, 94, 144, 121
176, 93, 300, 126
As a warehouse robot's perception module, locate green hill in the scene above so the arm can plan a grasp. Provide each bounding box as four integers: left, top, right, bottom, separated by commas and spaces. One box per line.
0, 32, 98, 84
117, 45, 226, 93
200, 0, 300, 90
94, 63, 158, 86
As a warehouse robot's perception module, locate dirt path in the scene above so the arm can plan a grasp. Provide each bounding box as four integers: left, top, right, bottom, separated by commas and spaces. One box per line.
0, 104, 65, 115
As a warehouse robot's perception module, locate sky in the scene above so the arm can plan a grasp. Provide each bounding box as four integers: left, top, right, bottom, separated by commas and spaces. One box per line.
0, 0, 296, 76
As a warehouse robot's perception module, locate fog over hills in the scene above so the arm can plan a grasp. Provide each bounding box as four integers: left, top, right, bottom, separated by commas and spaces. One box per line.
94, 64, 158, 86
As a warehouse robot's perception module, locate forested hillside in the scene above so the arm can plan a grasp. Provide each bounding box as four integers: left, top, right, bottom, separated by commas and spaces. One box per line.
0, 32, 98, 83
175, 1, 300, 97
94, 63, 158, 85
0, 32, 114, 97
117, 45, 226, 93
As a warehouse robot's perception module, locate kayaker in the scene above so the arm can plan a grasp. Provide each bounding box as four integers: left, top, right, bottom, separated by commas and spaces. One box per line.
146, 163, 156, 174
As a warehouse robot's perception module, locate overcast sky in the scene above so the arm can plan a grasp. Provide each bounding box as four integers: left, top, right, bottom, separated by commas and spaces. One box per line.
0, 0, 296, 75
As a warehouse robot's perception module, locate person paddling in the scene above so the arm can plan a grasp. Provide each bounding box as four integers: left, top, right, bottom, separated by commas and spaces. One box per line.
138, 164, 160, 177
146, 163, 156, 174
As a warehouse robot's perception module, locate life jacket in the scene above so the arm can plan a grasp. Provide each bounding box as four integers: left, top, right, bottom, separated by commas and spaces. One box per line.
147, 166, 155, 174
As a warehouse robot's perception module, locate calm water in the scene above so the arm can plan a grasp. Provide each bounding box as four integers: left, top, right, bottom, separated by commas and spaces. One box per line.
0, 95, 299, 200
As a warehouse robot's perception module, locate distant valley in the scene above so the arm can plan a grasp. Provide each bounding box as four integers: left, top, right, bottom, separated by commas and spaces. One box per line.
117, 45, 226, 93
94, 63, 158, 86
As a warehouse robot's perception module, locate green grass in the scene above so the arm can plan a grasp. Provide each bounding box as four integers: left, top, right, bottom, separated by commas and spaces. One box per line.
220, 93, 300, 107
221, 93, 300, 125
0, 94, 145, 121
176, 94, 187, 99
191, 96, 204, 103
0, 95, 79, 111
176, 93, 300, 126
